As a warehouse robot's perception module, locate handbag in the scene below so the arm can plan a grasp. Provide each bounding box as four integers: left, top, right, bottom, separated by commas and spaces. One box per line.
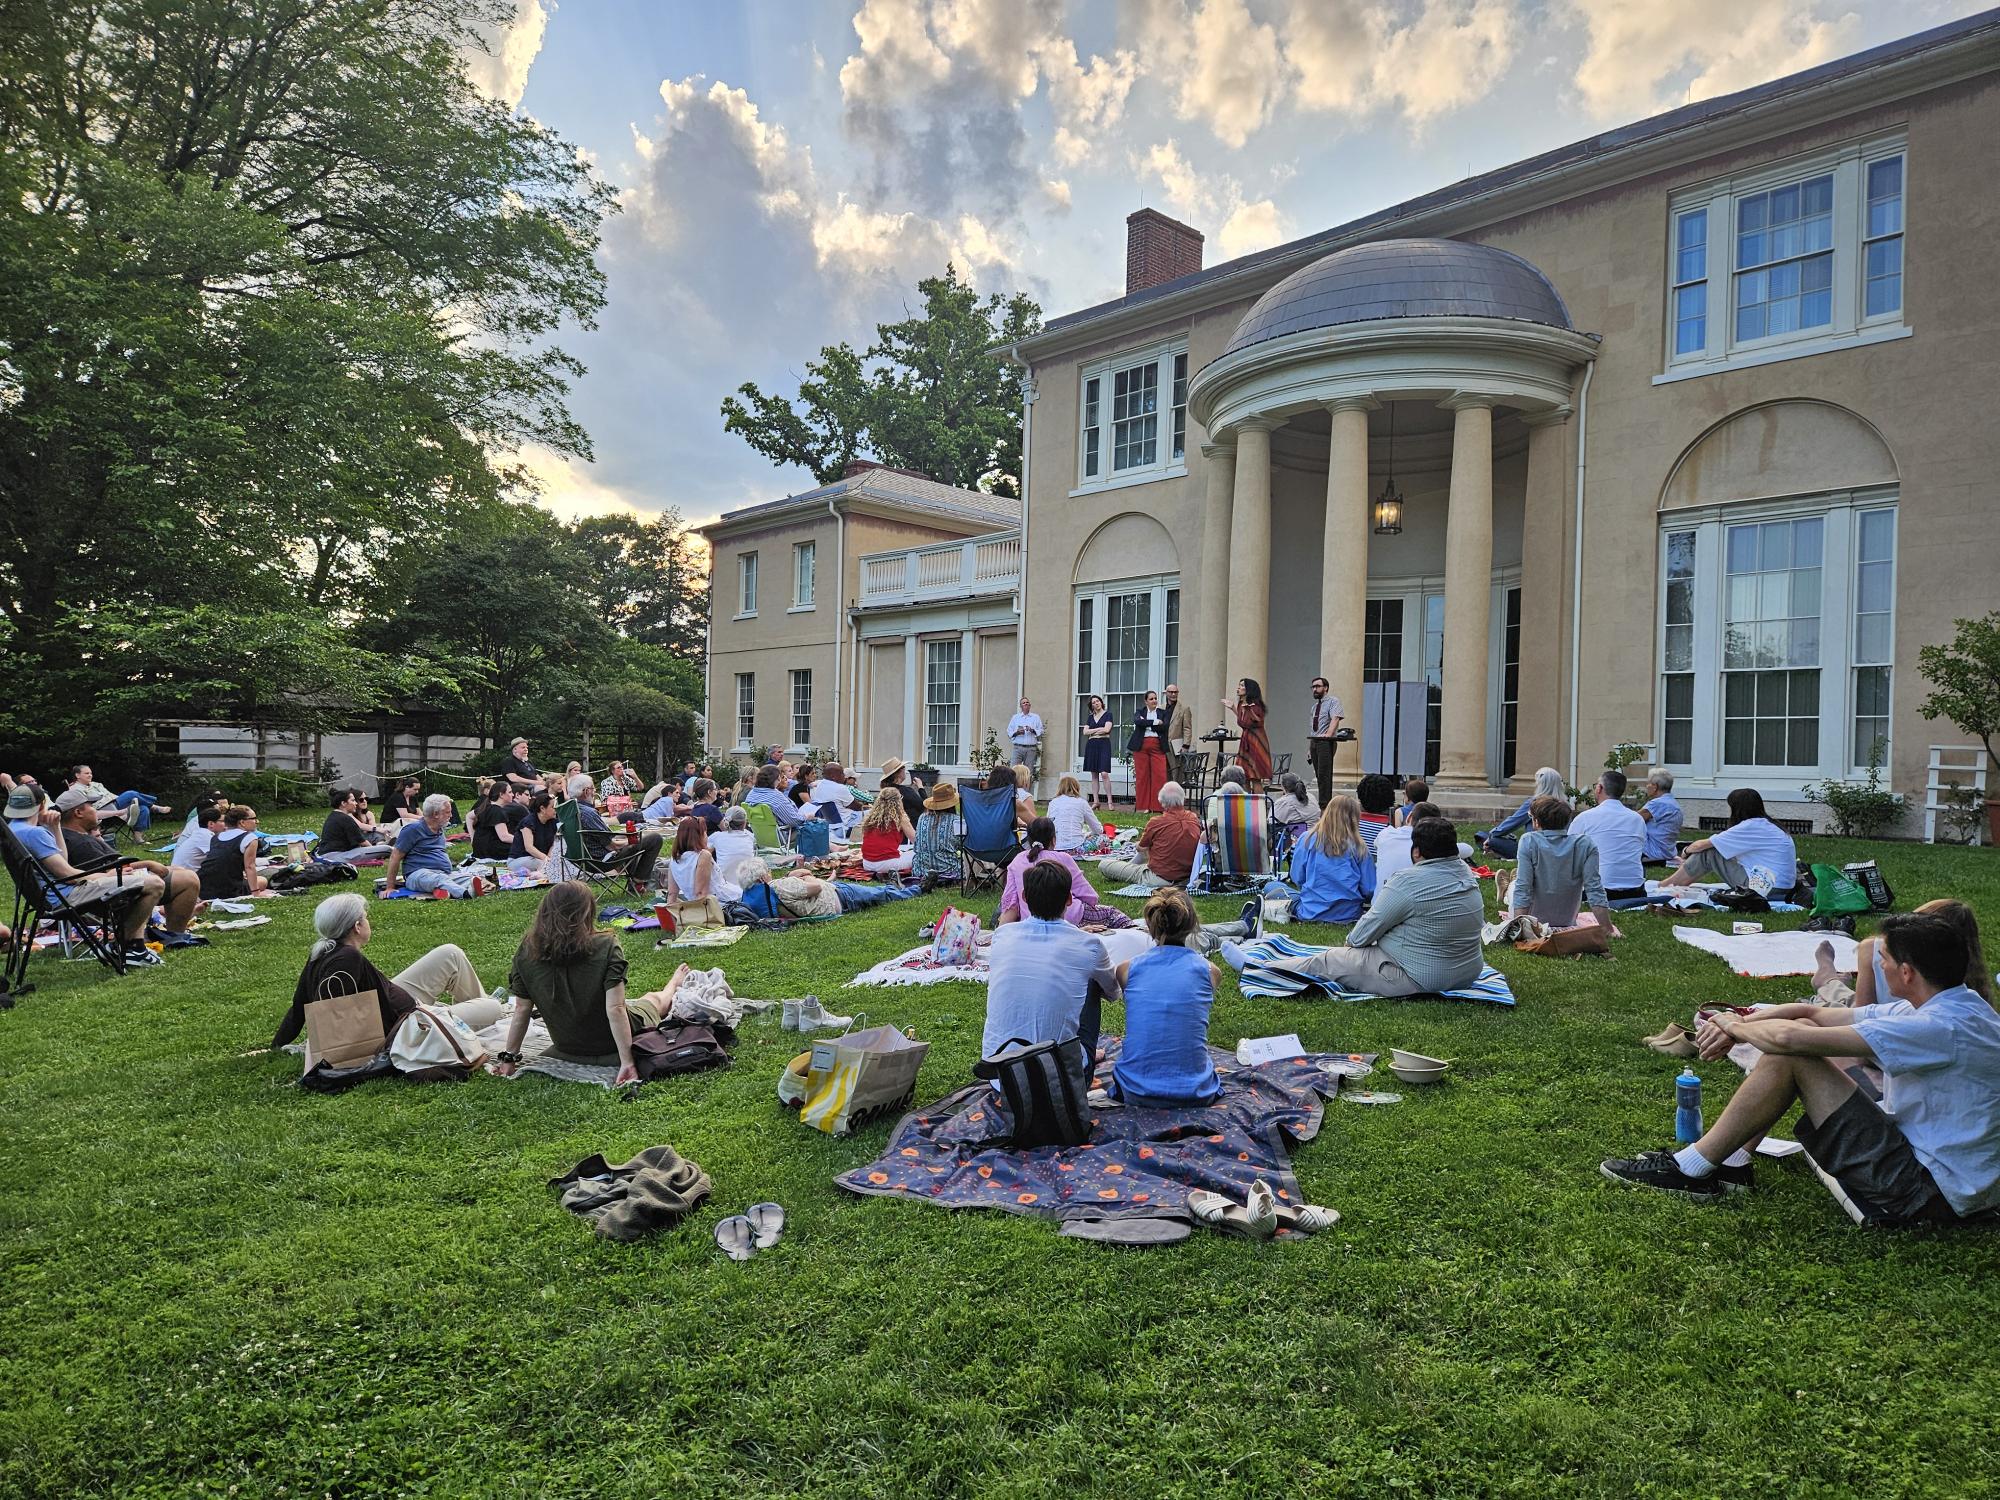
303, 971, 387, 1074
389, 1002, 489, 1080
630, 1020, 733, 1080
299, 1050, 397, 1092
1514, 922, 1610, 958
930, 905, 981, 966
973, 1035, 1093, 1149
1809, 863, 1873, 917
1843, 859, 1894, 911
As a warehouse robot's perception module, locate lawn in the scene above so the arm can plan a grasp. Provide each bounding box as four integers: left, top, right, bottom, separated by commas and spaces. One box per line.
3, 816, 1998, 1498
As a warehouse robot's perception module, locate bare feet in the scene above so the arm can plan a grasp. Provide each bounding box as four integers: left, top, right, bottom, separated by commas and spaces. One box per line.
1812, 939, 1839, 990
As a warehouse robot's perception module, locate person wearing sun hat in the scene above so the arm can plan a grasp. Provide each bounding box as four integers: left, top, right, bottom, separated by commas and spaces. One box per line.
912, 778, 962, 889
877, 757, 925, 825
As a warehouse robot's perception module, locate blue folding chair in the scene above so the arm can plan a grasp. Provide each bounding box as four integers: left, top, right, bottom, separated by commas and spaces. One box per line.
956, 781, 1021, 893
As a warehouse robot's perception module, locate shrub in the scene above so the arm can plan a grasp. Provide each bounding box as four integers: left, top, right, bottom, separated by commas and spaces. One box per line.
1804, 742, 1902, 839
1919, 611, 2000, 784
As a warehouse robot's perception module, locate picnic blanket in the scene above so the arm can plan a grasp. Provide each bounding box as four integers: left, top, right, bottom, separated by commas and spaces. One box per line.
1234, 934, 1518, 1005
1673, 924, 1859, 978
662, 925, 747, 950
836, 1035, 1341, 1229
850, 928, 1155, 988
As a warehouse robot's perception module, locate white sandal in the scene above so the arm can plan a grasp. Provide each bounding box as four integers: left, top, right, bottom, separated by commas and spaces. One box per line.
1187, 1188, 1278, 1240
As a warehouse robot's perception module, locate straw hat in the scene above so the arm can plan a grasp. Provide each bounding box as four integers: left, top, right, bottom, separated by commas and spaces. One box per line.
922, 780, 959, 812
878, 757, 907, 783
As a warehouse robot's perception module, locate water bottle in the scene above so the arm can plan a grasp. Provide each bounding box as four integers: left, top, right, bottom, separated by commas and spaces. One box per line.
1674, 1069, 1703, 1144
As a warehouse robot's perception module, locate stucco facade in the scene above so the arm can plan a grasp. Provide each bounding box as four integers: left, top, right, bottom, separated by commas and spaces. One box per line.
1010, 15, 2000, 823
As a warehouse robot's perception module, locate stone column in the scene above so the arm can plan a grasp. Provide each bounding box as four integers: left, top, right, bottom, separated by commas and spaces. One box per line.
1436, 396, 1495, 787
1321, 399, 1375, 777
1509, 409, 1571, 790
1196, 441, 1236, 729
1223, 419, 1276, 705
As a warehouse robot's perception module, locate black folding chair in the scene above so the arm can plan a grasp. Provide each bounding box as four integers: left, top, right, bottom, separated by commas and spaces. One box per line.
1, 821, 152, 998
1172, 749, 1210, 803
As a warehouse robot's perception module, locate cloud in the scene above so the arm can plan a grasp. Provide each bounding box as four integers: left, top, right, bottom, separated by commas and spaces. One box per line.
1563, 0, 1861, 117
1041, 177, 1072, 210
1131, 139, 1292, 262
1286, 0, 1517, 126
510, 441, 647, 521
462, 0, 551, 109
1134, 0, 1287, 148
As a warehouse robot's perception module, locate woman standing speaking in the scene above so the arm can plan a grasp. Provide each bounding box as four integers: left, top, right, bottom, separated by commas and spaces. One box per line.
1223, 678, 1271, 791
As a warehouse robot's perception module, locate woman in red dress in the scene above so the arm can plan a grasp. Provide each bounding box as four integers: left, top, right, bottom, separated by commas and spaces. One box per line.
1224, 677, 1271, 790
1128, 689, 1169, 812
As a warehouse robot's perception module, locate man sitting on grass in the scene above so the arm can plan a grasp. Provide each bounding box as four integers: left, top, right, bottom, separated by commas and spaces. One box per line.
983, 857, 1119, 1069
170, 796, 227, 872
1601, 913, 2000, 1223
1505, 796, 1612, 931
1099, 781, 1202, 889
380, 794, 485, 898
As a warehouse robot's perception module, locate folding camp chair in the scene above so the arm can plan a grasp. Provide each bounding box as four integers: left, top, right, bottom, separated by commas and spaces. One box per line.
744, 801, 784, 851
554, 799, 652, 898
1, 820, 152, 997
957, 781, 1022, 893
1193, 791, 1275, 894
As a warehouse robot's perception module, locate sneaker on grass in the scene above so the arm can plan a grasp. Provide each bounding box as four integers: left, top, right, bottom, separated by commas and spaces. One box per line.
1599, 1149, 1730, 1202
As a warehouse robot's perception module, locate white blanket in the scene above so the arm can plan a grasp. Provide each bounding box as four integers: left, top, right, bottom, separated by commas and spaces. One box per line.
850, 926, 1154, 988
1672, 925, 1858, 978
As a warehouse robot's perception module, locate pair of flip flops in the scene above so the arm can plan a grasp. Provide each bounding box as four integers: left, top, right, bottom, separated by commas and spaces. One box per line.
714, 1202, 786, 1261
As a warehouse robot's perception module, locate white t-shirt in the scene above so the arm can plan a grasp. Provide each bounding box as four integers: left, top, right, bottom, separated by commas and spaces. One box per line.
667, 850, 740, 905
1373, 824, 1415, 882
1709, 817, 1798, 891
172, 825, 216, 870
808, 781, 855, 811
709, 828, 757, 877
1570, 798, 1647, 890
1048, 794, 1097, 851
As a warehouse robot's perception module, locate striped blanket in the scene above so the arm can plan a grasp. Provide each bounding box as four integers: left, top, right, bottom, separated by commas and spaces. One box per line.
1235, 934, 1517, 1006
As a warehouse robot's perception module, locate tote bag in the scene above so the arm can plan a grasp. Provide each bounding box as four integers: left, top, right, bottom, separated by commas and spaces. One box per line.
389, 1003, 489, 1078
799, 1025, 930, 1135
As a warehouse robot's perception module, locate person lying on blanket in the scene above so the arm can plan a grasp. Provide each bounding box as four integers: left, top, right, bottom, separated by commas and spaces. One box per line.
1602, 913, 2000, 1224
272, 893, 502, 1054
1506, 796, 1613, 931
728, 859, 916, 919
996, 820, 1100, 927
491, 881, 694, 1087
983, 857, 1118, 1071
1219, 817, 1484, 997
1108, 887, 1222, 1107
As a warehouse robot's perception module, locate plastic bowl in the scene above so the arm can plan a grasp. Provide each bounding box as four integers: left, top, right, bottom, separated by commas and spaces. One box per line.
1390, 1048, 1448, 1070
1390, 1062, 1450, 1086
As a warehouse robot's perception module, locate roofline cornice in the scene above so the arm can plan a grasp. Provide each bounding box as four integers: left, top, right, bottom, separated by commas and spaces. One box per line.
699, 489, 1019, 542
1013, 19, 1999, 364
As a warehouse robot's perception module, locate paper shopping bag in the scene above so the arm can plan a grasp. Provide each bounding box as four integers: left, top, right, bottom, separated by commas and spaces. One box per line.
303, 985, 387, 1072
799, 1025, 930, 1136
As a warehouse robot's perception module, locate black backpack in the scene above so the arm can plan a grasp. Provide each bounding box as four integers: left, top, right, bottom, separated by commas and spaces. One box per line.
270, 860, 359, 891
974, 1036, 1093, 1149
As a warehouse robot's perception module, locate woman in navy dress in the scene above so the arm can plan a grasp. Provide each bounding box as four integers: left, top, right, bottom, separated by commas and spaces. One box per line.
1081, 693, 1114, 808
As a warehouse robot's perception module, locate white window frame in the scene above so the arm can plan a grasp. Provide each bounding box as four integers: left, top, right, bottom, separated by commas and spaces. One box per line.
736, 551, 759, 618
922, 638, 963, 769
1069, 574, 1181, 767
1073, 338, 1190, 495
1653, 490, 1898, 792
791, 540, 816, 611
734, 672, 755, 749
789, 667, 812, 749
1658, 133, 1909, 384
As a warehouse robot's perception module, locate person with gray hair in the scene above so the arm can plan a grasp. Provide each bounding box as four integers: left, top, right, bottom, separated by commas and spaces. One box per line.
1270, 772, 1317, 829
269, 893, 503, 1055
1638, 766, 1684, 865
1477, 765, 1566, 858
709, 804, 757, 875
381, 793, 485, 898
1100, 781, 1203, 889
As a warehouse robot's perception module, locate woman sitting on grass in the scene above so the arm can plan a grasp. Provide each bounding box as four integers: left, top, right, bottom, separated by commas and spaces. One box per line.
271, 893, 502, 1055
912, 780, 963, 890
858, 789, 915, 874
198, 804, 270, 899
492, 881, 692, 1087
1047, 774, 1098, 852
996, 819, 1132, 929
1289, 794, 1375, 924
659, 817, 735, 927
1109, 887, 1222, 1107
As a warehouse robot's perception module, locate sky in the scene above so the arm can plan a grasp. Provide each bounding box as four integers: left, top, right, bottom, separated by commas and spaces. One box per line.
467, 0, 1987, 527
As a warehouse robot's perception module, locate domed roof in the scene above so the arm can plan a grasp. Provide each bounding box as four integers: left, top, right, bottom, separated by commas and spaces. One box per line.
1221, 238, 1572, 357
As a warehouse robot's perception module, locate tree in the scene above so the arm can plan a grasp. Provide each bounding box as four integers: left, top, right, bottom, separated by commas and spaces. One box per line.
1918, 611, 2000, 777
0, 0, 615, 751
566, 512, 709, 664
720, 265, 1041, 494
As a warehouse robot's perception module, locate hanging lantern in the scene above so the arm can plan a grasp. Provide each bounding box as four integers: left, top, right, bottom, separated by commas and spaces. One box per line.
1373, 403, 1404, 534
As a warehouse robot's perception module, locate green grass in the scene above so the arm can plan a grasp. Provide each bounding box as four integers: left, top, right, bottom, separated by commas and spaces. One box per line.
3, 815, 1999, 1497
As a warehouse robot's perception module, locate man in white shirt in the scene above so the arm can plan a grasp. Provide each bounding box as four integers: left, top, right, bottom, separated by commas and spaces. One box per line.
1602, 913, 2000, 1223
1569, 770, 1647, 900
1006, 698, 1044, 774
983, 860, 1118, 1067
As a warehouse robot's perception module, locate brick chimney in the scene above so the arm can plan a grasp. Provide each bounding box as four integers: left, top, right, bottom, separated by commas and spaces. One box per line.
1126, 208, 1203, 295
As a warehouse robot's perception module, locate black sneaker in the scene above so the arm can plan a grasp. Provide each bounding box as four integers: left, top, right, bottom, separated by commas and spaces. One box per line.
1238, 897, 1262, 940
1716, 1157, 1756, 1194
122, 943, 165, 967
1599, 1148, 1728, 1202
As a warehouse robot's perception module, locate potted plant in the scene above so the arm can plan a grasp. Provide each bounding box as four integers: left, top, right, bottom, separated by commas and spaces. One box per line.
1918, 611, 2000, 844
910, 760, 939, 789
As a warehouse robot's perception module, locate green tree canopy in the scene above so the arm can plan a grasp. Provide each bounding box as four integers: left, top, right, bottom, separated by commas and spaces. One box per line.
720, 265, 1041, 494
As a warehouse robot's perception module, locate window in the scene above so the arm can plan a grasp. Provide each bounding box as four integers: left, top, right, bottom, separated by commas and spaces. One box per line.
1852, 509, 1896, 765
734, 673, 755, 747
789, 668, 812, 747
1072, 576, 1180, 762
923, 640, 962, 767
1662, 138, 1907, 378
1655, 495, 1896, 781
1422, 594, 1445, 776
1074, 340, 1189, 490
1660, 530, 1697, 765
737, 552, 758, 616
1362, 598, 1404, 682
1501, 586, 1521, 782
1673, 208, 1708, 356
792, 541, 815, 609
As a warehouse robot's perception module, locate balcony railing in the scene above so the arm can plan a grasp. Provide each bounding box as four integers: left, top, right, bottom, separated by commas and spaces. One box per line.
858, 531, 1021, 607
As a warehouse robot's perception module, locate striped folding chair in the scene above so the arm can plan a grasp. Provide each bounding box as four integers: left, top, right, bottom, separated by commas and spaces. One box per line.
1195, 791, 1274, 894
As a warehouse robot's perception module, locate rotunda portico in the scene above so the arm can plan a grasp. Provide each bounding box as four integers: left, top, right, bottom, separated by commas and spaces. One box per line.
1186, 239, 1598, 787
